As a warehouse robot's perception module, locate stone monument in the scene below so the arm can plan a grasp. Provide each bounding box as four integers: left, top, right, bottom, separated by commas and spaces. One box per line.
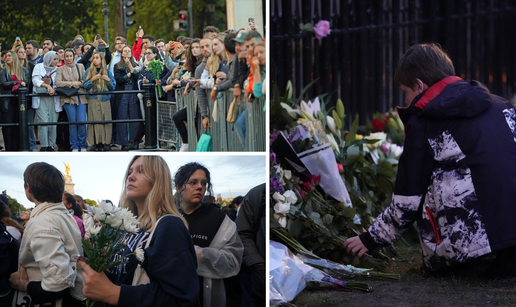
63, 162, 75, 194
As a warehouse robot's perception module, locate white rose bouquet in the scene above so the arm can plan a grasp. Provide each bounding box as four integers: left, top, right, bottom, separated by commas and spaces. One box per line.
81, 201, 142, 307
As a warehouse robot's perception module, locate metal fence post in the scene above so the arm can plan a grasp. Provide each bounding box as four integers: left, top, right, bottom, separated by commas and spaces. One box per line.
143, 84, 157, 149
17, 88, 29, 152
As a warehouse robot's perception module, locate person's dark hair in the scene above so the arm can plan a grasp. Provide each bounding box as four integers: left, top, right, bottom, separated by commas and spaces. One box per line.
174, 162, 213, 197
1, 50, 9, 58
229, 196, 244, 207
224, 33, 237, 54
64, 41, 74, 49
203, 195, 215, 203
203, 26, 220, 35
26, 40, 39, 50
44, 37, 55, 46
82, 43, 93, 54
183, 38, 202, 73
65, 48, 76, 56
23, 162, 64, 203
142, 35, 155, 43
394, 43, 455, 89
53, 45, 63, 52
244, 30, 263, 42
64, 192, 83, 219
176, 35, 185, 42
147, 46, 161, 61
0, 201, 24, 235
183, 38, 192, 46
73, 39, 85, 49
74, 194, 87, 211
155, 39, 165, 45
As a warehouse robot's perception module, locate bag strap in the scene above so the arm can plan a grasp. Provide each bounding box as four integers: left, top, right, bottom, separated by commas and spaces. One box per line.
75, 64, 81, 81
144, 215, 170, 249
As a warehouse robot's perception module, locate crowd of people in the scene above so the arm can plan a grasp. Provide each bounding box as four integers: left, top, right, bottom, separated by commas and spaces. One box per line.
0, 157, 265, 306
0, 22, 266, 152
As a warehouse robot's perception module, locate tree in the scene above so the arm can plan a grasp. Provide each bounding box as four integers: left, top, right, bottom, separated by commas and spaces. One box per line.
5, 196, 28, 215
84, 199, 98, 208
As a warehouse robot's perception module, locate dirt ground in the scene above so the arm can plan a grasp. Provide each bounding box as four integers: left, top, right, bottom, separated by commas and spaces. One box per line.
284, 241, 516, 307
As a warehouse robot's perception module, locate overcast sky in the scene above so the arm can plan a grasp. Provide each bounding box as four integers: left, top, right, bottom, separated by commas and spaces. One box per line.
0, 153, 266, 209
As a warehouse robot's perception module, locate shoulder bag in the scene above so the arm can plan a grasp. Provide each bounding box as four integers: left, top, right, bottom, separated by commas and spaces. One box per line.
131, 215, 169, 286
226, 98, 240, 123
55, 65, 81, 97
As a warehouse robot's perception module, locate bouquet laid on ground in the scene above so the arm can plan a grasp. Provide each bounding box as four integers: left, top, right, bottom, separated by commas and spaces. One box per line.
271, 81, 403, 271
82, 201, 142, 307
147, 59, 164, 97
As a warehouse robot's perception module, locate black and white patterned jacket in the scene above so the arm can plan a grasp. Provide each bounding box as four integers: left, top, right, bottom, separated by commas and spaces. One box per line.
360, 77, 516, 273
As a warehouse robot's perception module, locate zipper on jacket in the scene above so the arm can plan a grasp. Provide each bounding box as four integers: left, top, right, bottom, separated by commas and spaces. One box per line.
425, 207, 441, 245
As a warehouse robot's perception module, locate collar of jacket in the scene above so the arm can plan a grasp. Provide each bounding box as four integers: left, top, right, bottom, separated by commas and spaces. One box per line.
31, 201, 68, 218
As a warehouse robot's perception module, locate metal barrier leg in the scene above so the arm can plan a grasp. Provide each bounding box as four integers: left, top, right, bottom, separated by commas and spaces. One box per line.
18, 88, 29, 152
143, 84, 157, 149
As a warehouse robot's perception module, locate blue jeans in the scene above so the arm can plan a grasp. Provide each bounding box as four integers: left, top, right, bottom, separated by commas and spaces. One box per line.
235, 109, 246, 150
28, 108, 37, 150
63, 99, 87, 150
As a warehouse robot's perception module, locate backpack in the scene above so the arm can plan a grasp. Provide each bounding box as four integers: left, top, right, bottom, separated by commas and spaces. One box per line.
0, 221, 20, 303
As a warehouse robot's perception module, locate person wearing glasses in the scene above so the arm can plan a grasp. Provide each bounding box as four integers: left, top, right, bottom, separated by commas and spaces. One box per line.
174, 162, 243, 307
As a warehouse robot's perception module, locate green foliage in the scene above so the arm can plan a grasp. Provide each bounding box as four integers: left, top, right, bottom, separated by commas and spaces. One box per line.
5, 196, 28, 215
84, 199, 98, 207
0, 0, 227, 50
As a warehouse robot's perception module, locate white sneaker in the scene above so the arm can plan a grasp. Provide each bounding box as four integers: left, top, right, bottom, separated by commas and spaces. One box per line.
179, 144, 189, 152
72, 149, 79, 152
80, 148, 88, 152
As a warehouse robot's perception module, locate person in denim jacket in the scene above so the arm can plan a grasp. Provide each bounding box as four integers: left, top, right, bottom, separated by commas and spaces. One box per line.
83, 51, 115, 151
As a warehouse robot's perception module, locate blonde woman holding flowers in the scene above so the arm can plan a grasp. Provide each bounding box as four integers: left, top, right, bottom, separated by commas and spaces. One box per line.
83, 51, 115, 151
78, 156, 199, 306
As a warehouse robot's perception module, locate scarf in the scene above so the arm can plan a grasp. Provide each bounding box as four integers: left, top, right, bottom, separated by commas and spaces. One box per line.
65, 61, 78, 82
43, 51, 57, 76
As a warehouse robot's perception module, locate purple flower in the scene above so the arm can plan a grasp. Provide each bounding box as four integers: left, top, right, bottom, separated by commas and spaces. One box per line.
314, 20, 331, 40
270, 177, 283, 192
270, 152, 277, 165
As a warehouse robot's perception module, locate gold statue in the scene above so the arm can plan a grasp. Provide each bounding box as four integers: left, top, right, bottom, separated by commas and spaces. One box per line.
63, 162, 71, 179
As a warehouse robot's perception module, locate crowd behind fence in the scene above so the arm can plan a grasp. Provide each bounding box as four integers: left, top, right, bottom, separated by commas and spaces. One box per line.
0, 84, 265, 152
271, 0, 516, 126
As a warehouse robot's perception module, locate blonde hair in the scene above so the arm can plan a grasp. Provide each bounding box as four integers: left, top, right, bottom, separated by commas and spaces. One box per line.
206, 33, 229, 77
120, 156, 187, 231
14, 46, 30, 71
85, 51, 109, 93
6, 50, 26, 82
252, 41, 266, 79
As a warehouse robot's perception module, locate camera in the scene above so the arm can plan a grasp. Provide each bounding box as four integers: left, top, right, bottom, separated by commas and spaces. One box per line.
16, 37, 20, 41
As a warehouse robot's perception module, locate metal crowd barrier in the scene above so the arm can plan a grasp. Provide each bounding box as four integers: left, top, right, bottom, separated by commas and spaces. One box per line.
0, 84, 156, 152
160, 87, 265, 152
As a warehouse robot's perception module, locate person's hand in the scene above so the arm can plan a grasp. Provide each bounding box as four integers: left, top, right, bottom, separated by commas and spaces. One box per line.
210, 88, 218, 101
46, 85, 55, 96
343, 236, 369, 259
172, 66, 181, 76
238, 50, 247, 61
78, 260, 120, 305
72, 81, 81, 88
98, 39, 107, 47
252, 57, 260, 68
246, 92, 254, 103
155, 79, 161, 85
20, 81, 26, 87
136, 29, 144, 39
172, 79, 181, 86
216, 71, 226, 80
183, 83, 190, 96
142, 76, 149, 84
92, 40, 99, 48
203, 117, 211, 128
233, 86, 242, 100
194, 245, 203, 259
163, 84, 174, 93
9, 265, 29, 292
91, 74, 101, 81
101, 75, 110, 82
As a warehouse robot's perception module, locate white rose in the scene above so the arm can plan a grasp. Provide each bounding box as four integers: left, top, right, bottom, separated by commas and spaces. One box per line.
89, 225, 101, 236
282, 190, 298, 204
278, 216, 287, 228
274, 201, 290, 215
284, 170, 292, 180
272, 192, 285, 202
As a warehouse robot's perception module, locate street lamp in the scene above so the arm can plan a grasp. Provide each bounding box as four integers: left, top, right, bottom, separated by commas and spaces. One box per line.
103, 0, 109, 44
207, 0, 215, 26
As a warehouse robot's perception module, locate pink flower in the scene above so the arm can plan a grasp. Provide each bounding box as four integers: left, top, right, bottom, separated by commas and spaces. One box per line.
337, 163, 344, 173
314, 20, 331, 39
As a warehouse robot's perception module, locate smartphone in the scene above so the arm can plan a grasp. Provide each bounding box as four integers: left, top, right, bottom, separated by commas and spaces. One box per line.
95, 34, 101, 41
248, 93, 255, 100
248, 17, 254, 22
16, 36, 20, 41
139, 25, 142, 30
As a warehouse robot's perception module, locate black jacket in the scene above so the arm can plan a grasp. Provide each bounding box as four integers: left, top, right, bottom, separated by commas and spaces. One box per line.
113, 63, 140, 107
361, 77, 516, 272
78, 46, 112, 71
236, 183, 265, 268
